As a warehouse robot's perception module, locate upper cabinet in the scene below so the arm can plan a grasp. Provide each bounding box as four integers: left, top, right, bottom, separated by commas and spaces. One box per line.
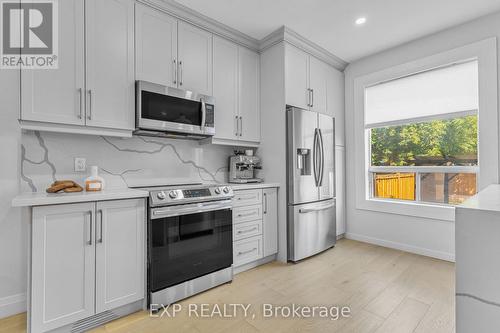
210, 37, 260, 146
135, 3, 178, 88
85, 0, 135, 130
135, 4, 213, 95
20, 0, 135, 136
285, 44, 344, 146
177, 22, 213, 95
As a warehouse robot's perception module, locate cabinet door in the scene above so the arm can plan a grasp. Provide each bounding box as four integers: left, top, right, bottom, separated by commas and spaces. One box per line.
85, 0, 135, 130
263, 188, 278, 256
96, 199, 145, 312
335, 147, 345, 236
178, 21, 213, 95
135, 3, 178, 88
285, 44, 309, 110
31, 203, 95, 333
213, 36, 238, 140
327, 66, 345, 146
21, 0, 85, 125
309, 56, 329, 114
238, 47, 261, 142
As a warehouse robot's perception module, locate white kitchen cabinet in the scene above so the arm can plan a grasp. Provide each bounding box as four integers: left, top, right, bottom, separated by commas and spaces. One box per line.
31, 199, 145, 333
309, 56, 329, 114
20, 0, 135, 136
335, 146, 346, 236
86, 0, 135, 130
178, 21, 213, 95
238, 47, 261, 143
95, 199, 145, 312
210, 41, 261, 146
21, 0, 85, 126
232, 187, 278, 272
327, 66, 345, 146
263, 187, 278, 256
135, 3, 178, 88
285, 44, 310, 110
31, 202, 96, 333
213, 36, 239, 140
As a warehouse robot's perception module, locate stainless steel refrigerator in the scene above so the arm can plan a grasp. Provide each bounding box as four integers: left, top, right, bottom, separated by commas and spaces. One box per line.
287, 106, 336, 262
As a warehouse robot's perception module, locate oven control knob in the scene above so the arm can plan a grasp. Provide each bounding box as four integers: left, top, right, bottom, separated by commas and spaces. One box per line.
214, 187, 221, 194
223, 187, 230, 194
157, 191, 166, 200
168, 191, 178, 199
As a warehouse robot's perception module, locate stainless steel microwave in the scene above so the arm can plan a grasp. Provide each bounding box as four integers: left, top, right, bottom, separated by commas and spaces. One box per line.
136, 80, 215, 138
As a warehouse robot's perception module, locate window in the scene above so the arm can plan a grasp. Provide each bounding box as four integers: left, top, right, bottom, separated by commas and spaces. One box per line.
365, 60, 479, 206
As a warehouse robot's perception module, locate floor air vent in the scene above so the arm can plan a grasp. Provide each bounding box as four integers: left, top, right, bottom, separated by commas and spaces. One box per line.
71, 311, 118, 333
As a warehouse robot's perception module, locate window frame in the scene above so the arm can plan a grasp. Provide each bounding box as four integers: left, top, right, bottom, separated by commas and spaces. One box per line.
353, 38, 498, 222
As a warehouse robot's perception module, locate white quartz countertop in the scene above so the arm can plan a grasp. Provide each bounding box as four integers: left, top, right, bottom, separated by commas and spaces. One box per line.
12, 188, 149, 207
227, 183, 280, 191
459, 184, 500, 212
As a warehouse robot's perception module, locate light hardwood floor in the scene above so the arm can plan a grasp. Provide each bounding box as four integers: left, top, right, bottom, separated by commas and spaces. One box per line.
0, 239, 455, 333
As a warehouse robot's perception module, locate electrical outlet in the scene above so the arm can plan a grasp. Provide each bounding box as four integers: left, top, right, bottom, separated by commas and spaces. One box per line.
74, 157, 86, 172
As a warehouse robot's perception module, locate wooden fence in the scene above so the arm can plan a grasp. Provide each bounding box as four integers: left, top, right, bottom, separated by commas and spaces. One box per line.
374, 173, 415, 200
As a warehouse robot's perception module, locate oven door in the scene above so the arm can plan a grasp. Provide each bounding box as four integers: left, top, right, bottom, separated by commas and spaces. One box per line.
136, 80, 215, 136
149, 200, 232, 292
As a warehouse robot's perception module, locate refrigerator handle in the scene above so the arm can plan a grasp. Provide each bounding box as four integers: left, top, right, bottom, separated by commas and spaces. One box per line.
313, 128, 319, 186
318, 128, 325, 186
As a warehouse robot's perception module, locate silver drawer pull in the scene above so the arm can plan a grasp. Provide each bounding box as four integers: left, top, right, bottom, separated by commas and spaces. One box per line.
238, 247, 257, 256
237, 211, 257, 218
237, 227, 258, 234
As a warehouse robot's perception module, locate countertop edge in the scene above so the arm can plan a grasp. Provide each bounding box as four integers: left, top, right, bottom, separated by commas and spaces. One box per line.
12, 189, 149, 208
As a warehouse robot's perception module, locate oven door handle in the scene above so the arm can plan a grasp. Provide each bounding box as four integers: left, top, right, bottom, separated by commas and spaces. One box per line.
151, 200, 232, 219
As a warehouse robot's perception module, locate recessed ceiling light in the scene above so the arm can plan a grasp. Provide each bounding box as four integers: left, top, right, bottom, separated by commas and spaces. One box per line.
355, 17, 367, 25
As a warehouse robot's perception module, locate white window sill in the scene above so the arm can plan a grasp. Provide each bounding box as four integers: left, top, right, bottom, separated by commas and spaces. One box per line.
356, 198, 455, 222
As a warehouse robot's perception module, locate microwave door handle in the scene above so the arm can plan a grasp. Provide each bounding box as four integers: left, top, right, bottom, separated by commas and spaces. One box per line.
200, 98, 206, 131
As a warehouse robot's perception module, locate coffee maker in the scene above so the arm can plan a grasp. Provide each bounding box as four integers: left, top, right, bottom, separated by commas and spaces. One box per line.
228, 151, 263, 183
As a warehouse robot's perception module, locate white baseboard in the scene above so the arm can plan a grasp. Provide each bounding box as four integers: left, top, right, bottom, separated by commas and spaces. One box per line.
345, 232, 455, 262
0, 293, 26, 319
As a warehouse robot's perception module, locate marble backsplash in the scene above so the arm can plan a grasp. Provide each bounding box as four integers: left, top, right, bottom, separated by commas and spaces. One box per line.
20, 130, 238, 192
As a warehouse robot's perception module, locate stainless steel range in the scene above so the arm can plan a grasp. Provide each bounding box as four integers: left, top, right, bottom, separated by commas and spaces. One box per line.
141, 184, 234, 310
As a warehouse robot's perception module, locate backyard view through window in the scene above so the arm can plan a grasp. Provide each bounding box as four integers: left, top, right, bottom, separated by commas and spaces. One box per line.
370, 115, 478, 204
365, 60, 479, 206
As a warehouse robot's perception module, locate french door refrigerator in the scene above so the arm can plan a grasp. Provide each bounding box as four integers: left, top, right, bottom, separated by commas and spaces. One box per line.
287, 106, 336, 262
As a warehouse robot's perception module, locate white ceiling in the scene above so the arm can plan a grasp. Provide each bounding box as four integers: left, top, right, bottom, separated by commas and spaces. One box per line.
173, 0, 500, 62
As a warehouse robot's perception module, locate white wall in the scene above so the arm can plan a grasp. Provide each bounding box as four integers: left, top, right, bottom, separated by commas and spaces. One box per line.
345, 11, 500, 261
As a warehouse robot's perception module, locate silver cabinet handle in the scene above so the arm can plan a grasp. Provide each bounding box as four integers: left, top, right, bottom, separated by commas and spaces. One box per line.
87, 89, 93, 120
97, 209, 103, 244
299, 202, 335, 214
78, 88, 83, 119
179, 61, 183, 86
237, 227, 258, 234
311, 89, 314, 108
307, 88, 311, 107
235, 115, 239, 136
238, 248, 257, 256
200, 98, 206, 131
239, 116, 243, 137
237, 211, 257, 218
87, 210, 93, 245
173, 59, 177, 85
264, 193, 268, 214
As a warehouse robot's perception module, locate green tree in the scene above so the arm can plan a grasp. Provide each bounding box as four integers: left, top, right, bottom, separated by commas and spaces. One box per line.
370, 115, 477, 166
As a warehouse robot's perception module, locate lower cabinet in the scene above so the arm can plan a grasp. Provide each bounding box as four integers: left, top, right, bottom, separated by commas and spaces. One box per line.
31, 199, 145, 333
232, 188, 278, 269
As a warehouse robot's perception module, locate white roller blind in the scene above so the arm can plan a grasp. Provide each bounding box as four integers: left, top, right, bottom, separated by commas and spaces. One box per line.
365, 60, 478, 128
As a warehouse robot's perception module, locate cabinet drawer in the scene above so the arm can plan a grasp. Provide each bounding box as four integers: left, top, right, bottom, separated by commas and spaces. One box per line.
232, 189, 262, 207
233, 204, 262, 224
233, 220, 262, 241
233, 235, 263, 267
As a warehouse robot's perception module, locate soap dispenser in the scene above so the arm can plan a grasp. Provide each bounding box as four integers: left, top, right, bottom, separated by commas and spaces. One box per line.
85, 166, 105, 192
